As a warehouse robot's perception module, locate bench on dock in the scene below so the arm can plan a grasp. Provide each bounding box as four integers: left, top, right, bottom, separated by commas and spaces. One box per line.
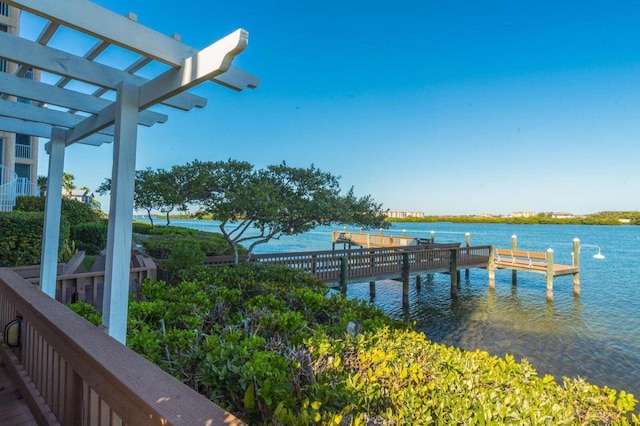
494, 248, 548, 272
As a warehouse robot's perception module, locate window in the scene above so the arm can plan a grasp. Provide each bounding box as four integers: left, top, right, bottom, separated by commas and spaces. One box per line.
0, 24, 6, 73
0, 138, 4, 166
0, 3, 9, 17
16, 134, 30, 146
15, 163, 30, 180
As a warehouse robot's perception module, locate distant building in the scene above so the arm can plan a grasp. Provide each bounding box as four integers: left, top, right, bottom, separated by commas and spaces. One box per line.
509, 211, 537, 218
552, 212, 574, 219
66, 188, 95, 206
386, 210, 425, 219
0, 3, 40, 211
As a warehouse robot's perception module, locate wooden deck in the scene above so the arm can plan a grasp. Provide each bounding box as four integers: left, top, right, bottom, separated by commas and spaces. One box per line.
0, 363, 36, 426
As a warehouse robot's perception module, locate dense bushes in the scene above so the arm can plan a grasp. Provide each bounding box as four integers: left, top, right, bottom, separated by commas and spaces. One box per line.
0, 212, 70, 267
15, 195, 100, 226
140, 228, 241, 259
69, 264, 637, 425
70, 221, 108, 255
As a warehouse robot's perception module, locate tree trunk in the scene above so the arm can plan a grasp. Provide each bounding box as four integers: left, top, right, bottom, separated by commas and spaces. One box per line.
166, 211, 171, 226
146, 210, 154, 228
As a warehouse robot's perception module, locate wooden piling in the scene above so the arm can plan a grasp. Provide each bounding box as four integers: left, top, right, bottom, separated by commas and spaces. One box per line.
340, 256, 348, 294
450, 248, 458, 297
488, 246, 495, 289
465, 232, 471, 279
369, 281, 376, 298
572, 238, 580, 296
511, 235, 518, 285
416, 275, 421, 291
431, 231, 435, 243
545, 248, 554, 301
402, 252, 410, 308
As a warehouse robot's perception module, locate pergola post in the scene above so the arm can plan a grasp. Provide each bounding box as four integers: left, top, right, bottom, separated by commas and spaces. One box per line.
102, 81, 139, 344
40, 127, 66, 297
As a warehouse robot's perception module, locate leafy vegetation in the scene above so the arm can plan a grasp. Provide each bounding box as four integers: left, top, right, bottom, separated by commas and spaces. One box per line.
70, 221, 108, 255
71, 265, 638, 424
139, 228, 240, 260
0, 211, 70, 266
99, 160, 388, 263
388, 212, 640, 226
15, 195, 101, 226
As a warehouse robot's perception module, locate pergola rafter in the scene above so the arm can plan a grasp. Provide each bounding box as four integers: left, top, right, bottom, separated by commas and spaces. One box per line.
1, 0, 259, 343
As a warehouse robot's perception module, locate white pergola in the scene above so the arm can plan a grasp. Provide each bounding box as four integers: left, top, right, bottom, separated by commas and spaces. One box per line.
1, 0, 258, 343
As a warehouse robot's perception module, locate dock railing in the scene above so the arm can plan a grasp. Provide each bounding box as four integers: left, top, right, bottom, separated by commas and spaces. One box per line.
0, 268, 244, 425
204, 245, 492, 286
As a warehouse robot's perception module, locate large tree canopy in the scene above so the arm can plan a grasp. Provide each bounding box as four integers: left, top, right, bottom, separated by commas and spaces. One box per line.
98, 160, 388, 261
202, 161, 388, 263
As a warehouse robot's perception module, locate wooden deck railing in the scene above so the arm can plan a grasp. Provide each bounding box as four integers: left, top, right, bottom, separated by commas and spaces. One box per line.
204, 245, 492, 285
0, 268, 244, 425
11, 252, 157, 308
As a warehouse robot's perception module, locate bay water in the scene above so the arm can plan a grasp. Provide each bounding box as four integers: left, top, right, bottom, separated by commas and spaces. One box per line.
156, 219, 640, 399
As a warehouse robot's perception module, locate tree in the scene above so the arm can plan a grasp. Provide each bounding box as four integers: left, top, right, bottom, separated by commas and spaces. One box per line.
62, 173, 76, 197
96, 168, 163, 228
201, 160, 388, 264
37, 175, 47, 197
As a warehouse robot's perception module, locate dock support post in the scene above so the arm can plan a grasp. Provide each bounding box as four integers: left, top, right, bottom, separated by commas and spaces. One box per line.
546, 248, 554, 301
340, 256, 348, 294
402, 252, 410, 308
465, 232, 470, 279
431, 231, 435, 243
416, 275, 421, 292
488, 246, 495, 289
511, 234, 518, 286
450, 249, 458, 297
369, 281, 376, 299
572, 238, 580, 296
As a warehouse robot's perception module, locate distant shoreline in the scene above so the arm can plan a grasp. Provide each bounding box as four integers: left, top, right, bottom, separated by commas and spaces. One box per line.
386, 213, 638, 226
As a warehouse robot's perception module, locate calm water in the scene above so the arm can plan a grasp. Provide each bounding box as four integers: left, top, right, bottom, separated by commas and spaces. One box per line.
157, 219, 640, 399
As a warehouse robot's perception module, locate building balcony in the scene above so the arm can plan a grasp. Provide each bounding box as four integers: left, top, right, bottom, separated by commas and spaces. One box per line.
15, 143, 31, 159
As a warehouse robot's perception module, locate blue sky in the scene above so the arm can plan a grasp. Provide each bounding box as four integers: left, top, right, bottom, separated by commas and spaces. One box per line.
27, 1, 640, 215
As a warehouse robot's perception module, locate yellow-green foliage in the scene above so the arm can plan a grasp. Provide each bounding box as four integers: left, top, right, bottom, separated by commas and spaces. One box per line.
71, 264, 639, 425
290, 328, 639, 425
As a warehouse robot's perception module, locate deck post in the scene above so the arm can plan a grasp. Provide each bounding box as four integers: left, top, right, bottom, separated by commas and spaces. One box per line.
511, 234, 518, 286
431, 231, 435, 243
488, 246, 496, 289
416, 274, 421, 292
369, 281, 376, 299
402, 252, 410, 307
572, 238, 580, 296
546, 248, 554, 301
340, 256, 348, 294
465, 232, 470, 279
450, 248, 458, 297
40, 128, 66, 298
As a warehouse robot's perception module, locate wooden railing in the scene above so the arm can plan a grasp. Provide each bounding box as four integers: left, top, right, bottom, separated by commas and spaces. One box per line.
0, 268, 244, 425
204, 245, 492, 285
12, 252, 157, 307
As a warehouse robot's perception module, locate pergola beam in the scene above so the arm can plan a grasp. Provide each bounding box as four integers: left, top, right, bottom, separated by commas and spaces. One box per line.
6, 0, 259, 91
0, 73, 168, 125
0, 116, 110, 145
0, 31, 207, 112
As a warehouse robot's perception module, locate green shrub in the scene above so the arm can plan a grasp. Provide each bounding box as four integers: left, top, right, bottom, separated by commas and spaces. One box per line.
122, 264, 638, 425
161, 241, 205, 283
142, 230, 241, 259
0, 211, 70, 266
71, 222, 108, 255
67, 301, 102, 326
15, 195, 100, 226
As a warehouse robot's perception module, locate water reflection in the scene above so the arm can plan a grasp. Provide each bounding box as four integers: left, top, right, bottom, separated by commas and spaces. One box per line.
346, 271, 640, 402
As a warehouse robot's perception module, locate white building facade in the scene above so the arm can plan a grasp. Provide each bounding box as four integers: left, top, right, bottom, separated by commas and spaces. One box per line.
0, 2, 39, 211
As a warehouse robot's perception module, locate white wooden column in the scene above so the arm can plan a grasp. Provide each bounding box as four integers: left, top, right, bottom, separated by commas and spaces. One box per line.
102, 81, 139, 343
40, 127, 66, 297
